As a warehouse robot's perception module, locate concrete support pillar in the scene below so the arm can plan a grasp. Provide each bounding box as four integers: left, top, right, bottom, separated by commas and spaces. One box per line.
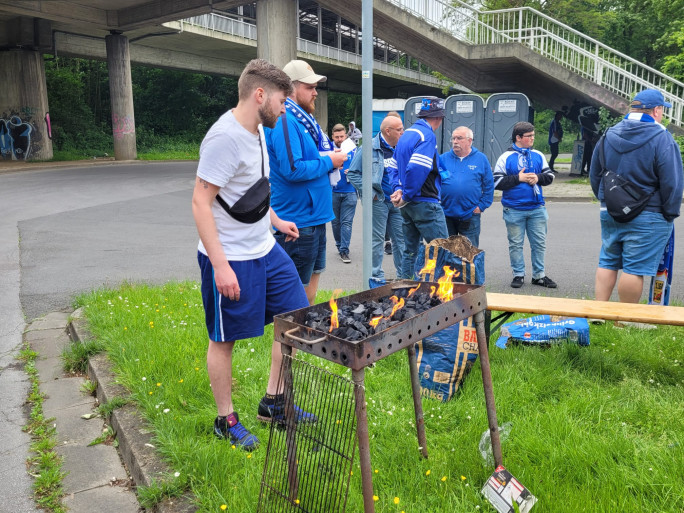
105, 32, 137, 160
0, 49, 53, 161
315, 88, 329, 136
256, 0, 297, 68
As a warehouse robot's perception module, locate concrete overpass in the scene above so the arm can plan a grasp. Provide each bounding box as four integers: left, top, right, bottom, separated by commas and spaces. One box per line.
1, 0, 682, 161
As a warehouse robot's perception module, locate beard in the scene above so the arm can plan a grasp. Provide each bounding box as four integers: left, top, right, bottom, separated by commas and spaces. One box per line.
258, 102, 279, 129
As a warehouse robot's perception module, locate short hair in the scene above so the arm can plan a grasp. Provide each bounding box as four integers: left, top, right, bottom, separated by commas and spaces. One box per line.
453, 126, 473, 140
332, 123, 346, 133
387, 111, 402, 119
512, 121, 535, 142
238, 59, 292, 101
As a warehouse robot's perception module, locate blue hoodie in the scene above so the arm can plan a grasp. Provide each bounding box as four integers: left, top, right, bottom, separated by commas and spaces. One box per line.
493, 145, 554, 210
439, 147, 494, 219
589, 116, 683, 222
265, 111, 335, 228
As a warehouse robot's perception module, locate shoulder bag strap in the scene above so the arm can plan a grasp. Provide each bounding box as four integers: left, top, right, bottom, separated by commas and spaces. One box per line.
280, 112, 296, 172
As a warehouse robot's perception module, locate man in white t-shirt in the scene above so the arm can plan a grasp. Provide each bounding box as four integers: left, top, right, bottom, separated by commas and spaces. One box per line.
192, 59, 315, 451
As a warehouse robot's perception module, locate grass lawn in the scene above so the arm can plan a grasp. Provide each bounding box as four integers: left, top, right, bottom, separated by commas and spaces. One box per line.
77, 282, 684, 513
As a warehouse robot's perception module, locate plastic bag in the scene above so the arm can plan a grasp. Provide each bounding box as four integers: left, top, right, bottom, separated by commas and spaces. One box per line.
479, 422, 512, 466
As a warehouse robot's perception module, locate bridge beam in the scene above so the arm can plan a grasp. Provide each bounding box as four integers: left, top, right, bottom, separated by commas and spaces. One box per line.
0, 49, 53, 161
106, 32, 137, 160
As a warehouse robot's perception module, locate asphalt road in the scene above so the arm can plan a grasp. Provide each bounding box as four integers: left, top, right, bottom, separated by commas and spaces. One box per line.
1, 160, 682, 511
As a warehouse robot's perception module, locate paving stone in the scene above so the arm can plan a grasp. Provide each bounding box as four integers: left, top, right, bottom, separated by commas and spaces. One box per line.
63, 483, 141, 513
34, 355, 66, 383
42, 377, 92, 418
56, 443, 128, 493
53, 406, 104, 446
25, 312, 70, 332
26, 328, 70, 359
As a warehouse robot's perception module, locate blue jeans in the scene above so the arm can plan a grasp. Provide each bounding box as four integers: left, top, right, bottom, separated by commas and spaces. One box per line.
331, 192, 357, 254
400, 201, 448, 279
371, 198, 405, 283
502, 206, 548, 279
274, 224, 326, 287
445, 213, 481, 247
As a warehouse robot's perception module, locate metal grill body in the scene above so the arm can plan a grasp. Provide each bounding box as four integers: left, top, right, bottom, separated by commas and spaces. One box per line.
270, 280, 500, 513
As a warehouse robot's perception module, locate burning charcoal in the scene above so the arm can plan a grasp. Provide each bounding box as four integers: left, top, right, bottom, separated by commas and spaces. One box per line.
430, 297, 442, 307
405, 300, 416, 309
372, 307, 384, 317
351, 304, 366, 315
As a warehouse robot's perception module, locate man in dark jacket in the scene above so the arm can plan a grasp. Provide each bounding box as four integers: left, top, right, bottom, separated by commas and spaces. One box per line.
494, 121, 556, 289
589, 89, 683, 303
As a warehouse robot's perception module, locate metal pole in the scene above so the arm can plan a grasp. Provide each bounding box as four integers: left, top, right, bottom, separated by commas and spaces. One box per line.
361, 0, 373, 289
473, 310, 502, 467
407, 345, 428, 458
353, 368, 375, 512
280, 345, 299, 500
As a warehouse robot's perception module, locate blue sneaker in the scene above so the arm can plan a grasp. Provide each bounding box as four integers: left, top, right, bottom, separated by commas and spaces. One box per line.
257, 395, 317, 425
214, 412, 259, 451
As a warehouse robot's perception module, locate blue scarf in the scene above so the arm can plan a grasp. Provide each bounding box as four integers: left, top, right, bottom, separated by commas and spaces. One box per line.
285, 98, 333, 153
512, 144, 541, 197
624, 113, 655, 122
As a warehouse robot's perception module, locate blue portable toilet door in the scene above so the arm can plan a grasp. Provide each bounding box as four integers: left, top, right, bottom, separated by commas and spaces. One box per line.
483, 93, 531, 165
442, 95, 485, 156
404, 96, 444, 154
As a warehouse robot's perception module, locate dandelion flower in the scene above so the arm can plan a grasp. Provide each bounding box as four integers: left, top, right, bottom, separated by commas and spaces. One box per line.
148, 391, 153, 395
231, 445, 236, 450
394, 497, 400, 504
247, 454, 252, 459
195, 367, 200, 371
426, 470, 431, 476
220, 506, 227, 511
157, 383, 162, 387
374, 469, 379, 474
178, 379, 184, 383
372, 495, 379, 502
441, 476, 447, 482
295, 499, 300, 504
461, 475, 466, 481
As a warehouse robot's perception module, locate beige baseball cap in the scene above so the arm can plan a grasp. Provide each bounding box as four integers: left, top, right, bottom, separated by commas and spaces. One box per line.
283, 60, 327, 84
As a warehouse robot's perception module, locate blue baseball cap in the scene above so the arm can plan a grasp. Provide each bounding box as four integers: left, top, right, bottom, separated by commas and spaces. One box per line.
417, 96, 445, 118
631, 89, 672, 109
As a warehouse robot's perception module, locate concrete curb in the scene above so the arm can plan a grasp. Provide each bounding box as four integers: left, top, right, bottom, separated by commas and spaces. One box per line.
68, 317, 197, 513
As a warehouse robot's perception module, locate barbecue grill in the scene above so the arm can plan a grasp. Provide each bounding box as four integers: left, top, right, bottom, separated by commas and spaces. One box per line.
269, 280, 501, 512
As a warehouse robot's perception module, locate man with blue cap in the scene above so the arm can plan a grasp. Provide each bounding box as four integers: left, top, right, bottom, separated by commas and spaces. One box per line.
390, 96, 449, 278
589, 88, 683, 304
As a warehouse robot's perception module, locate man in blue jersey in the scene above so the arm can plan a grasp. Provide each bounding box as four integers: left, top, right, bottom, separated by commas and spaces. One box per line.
590, 89, 682, 303
439, 126, 494, 247
265, 60, 347, 304
330, 123, 358, 263
390, 97, 448, 279
494, 121, 557, 289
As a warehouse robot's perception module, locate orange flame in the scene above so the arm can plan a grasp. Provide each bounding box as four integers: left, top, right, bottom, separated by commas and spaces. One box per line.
429, 286, 436, 297
436, 266, 456, 302
389, 296, 405, 318
408, 286, 419, 298
329, 289, 342, 332
369, 316, 383, 328
418, 257, 437, 279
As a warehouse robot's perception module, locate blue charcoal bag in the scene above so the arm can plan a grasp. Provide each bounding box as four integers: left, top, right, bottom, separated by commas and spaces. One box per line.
495, 315, 590, 349
413, 236, 485, 402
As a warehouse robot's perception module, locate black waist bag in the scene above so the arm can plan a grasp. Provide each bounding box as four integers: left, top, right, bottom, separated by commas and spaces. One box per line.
215, 132, 270, 224
216, 177, 270, 224
597, 133, 654, 223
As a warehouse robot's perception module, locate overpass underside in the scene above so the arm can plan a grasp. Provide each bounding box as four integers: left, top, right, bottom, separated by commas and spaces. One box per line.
320, 0, 631, 118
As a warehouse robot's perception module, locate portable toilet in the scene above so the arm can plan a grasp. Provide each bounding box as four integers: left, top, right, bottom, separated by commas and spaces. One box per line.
442, 94, 486, 155
404, 96, 444, 153
372, 98, 407, 136
483, 93, 532, 165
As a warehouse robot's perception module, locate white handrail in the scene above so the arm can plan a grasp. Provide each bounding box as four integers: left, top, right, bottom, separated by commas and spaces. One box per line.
389, 0, 683, 127
179, 13, 445, 88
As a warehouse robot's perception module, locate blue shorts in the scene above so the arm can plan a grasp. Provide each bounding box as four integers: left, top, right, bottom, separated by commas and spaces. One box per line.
273, 224, 326, 287
598, 209, 674, 276
198, 244, 309, 342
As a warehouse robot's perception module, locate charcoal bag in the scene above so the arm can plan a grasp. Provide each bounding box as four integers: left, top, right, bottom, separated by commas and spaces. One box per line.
495, 315, 590, 349
413, 236, 485, 402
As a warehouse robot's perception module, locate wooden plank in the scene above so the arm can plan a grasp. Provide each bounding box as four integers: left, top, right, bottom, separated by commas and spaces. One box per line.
486, 293, 684, 326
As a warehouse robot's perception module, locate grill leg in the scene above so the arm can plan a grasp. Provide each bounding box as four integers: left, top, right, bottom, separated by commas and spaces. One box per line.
352, 368, 375, 513
407, 345, 428, 459
474, 310, 502, 467
280, 344, 299, 501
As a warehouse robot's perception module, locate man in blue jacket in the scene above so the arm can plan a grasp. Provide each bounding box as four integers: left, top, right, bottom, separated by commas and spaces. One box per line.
391, 97, 448, 278
439, 126, 494, 247
590, 89, 683, 303
330, 123, 357, 263
266, 60, 347, 305
347, 113, 407, 285
494, 121, 557, 289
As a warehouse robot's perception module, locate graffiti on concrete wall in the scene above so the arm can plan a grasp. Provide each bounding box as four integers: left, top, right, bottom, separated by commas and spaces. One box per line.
0, 109, 44, 160
112, 114, 135, 140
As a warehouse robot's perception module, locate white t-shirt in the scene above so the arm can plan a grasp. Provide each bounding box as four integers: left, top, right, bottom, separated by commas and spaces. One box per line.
196, 110, 275, 261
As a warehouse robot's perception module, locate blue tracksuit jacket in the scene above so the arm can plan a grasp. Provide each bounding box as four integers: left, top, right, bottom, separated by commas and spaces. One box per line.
439, 147, 494, 219
392, 118, 441, 203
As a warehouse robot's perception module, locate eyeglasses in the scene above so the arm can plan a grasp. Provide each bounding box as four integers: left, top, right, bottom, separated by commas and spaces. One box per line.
521, 133, 535, 138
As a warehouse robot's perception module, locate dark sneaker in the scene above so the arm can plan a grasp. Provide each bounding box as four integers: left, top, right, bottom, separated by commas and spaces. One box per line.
510, 276, 524, 288
340, 252, 351, 264
214, 412, 259, 451
384, 241, 393, 255
531, 276, 557, 288
257, 395, 317, 425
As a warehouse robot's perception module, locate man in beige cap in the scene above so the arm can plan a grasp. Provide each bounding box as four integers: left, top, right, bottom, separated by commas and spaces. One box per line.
265, 60, 347, 305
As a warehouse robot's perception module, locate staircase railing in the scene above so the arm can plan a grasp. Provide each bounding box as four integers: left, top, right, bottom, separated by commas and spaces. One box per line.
390, 0, 684, 127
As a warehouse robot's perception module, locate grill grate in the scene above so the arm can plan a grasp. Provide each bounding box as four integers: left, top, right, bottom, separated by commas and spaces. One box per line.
258, 356, 358, 513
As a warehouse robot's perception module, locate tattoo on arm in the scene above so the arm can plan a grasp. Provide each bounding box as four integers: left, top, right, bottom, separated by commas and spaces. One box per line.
198, 178, 209, 189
